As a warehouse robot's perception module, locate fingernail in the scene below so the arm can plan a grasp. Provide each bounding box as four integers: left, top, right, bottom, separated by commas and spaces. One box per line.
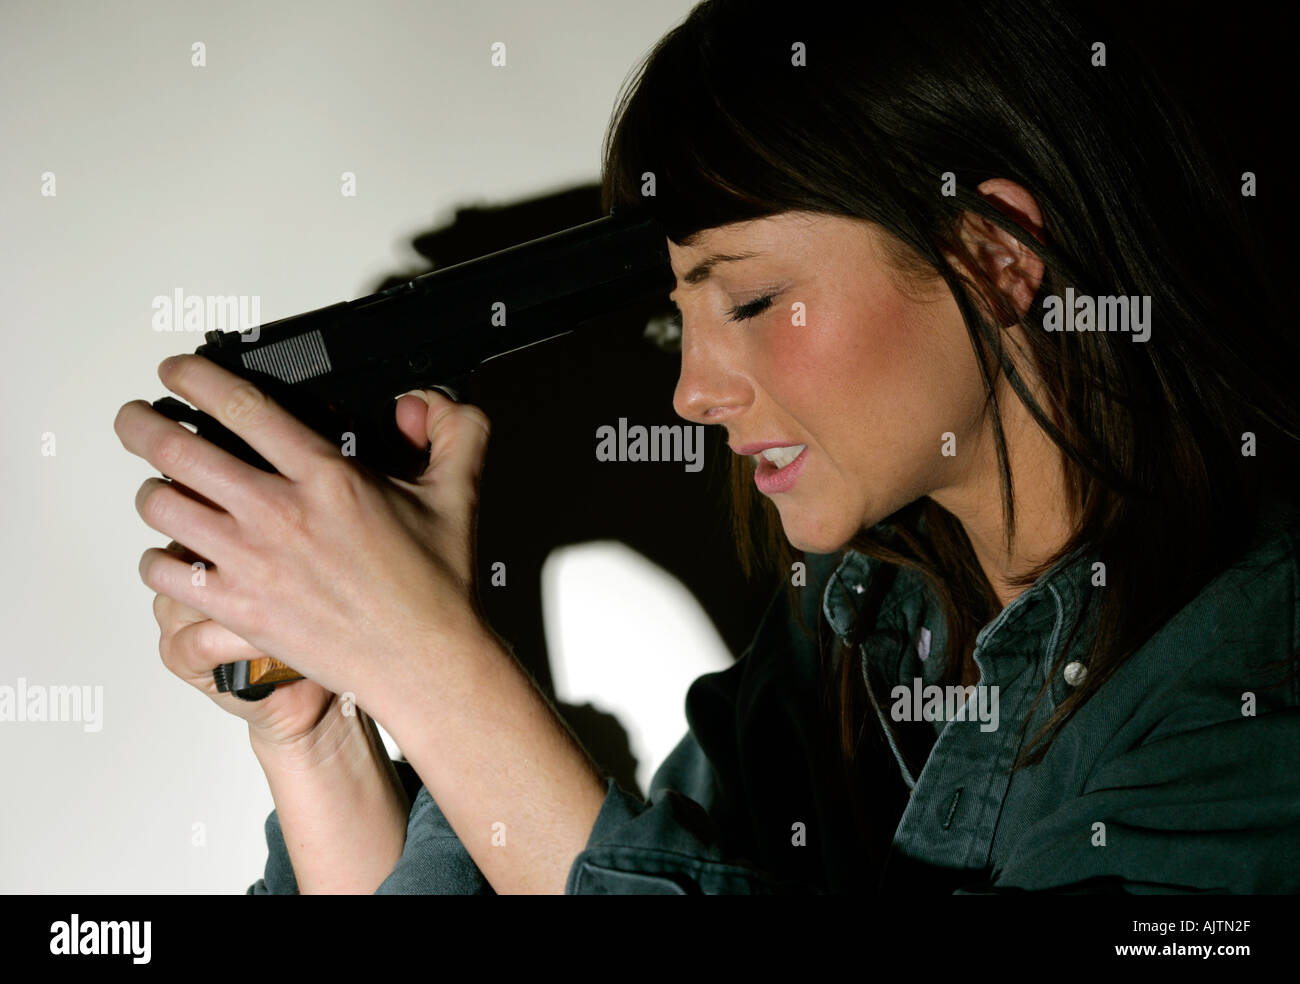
395, 389, 431, 403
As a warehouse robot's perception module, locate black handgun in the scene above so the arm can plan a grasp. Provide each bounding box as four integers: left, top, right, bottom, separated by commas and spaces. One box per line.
151, 203, 671, 701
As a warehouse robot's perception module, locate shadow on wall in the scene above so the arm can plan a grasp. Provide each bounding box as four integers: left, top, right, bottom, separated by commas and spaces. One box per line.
371, 184, 780, 798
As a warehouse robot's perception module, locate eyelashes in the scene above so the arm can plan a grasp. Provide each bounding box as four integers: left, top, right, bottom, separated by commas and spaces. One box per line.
726, 293, 776, 323
667, 293, 778, 330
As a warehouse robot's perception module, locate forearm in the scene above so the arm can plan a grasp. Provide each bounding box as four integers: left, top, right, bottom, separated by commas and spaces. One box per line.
251, 705, 410, 894
376, 631, 608, 895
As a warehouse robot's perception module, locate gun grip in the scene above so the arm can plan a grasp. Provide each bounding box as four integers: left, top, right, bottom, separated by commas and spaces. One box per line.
214, 657, 305, 701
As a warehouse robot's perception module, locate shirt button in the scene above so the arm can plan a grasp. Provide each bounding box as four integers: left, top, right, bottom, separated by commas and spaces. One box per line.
1063, 661, 1088, 686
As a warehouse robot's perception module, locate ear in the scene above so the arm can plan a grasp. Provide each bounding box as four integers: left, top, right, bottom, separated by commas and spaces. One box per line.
953, 178, 1046, 322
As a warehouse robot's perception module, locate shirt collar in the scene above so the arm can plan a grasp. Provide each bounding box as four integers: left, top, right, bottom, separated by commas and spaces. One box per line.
821, 540, 1098, 678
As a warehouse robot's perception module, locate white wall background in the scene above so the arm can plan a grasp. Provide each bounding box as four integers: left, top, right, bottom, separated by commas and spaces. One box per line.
0, 0, 727, 893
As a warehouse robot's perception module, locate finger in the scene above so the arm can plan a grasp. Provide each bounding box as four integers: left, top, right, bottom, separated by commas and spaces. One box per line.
395, 393, 433, 449
153, 591, 208, 639
411, 389, 491, 490
155, 542, 216, 633
392, 390, 491, 539
163, 616, 266, 681
169, 480, 224, 514
114, 397, 284, 520
138, 547, 246, 634
163, 538, 213, 567
135, 478, 239, 568
394, 386, 464, 447
154, 354, 342, 482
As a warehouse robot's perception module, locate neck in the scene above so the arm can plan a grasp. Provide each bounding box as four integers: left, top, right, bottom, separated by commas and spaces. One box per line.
930, 377, 1075, 611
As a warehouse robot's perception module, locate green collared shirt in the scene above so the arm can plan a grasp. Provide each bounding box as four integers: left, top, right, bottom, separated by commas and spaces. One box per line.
251, 499, 1300, 894
567, 497, 1300, 894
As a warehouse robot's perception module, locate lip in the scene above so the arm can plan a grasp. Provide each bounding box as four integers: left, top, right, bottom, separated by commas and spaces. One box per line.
753, 445, 808, 495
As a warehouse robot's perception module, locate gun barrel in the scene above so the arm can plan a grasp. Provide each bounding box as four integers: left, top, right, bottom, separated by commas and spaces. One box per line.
200, 204, 672, 388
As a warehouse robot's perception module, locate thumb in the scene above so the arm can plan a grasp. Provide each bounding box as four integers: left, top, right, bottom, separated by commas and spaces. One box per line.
394, 388, 491, 496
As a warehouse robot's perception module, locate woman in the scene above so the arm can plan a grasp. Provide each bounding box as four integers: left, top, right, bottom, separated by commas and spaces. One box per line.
116, 0, 1300, 894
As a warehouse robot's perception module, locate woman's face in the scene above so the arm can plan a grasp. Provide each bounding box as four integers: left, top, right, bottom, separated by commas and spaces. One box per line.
669, 210, 992, 554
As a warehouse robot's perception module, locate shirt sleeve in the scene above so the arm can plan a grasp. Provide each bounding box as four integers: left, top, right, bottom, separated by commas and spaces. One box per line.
246, 731, 812, 894
565, 733, 820, 894
246, 760, 495, 895
245, 803, 298, 895
245, 738, 794, 894
251, 556, 851, 895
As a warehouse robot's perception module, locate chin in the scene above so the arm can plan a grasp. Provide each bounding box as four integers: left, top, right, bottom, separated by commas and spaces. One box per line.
777, 508, 859, 556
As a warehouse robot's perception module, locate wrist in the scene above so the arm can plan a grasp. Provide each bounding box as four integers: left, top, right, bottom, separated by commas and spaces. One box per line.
250, 701, 412, 895
368, 623, 515, 751
250, 701, 389, 778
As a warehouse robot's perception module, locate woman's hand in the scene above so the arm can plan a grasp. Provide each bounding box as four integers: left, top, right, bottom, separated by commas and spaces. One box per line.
115, 355, 494, 718
150, 540, 336, 747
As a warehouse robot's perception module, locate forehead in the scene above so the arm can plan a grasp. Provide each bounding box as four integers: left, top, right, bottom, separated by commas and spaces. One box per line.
667, 213, 823, 289
669, 212, 818, 258
667, 211, 875, 288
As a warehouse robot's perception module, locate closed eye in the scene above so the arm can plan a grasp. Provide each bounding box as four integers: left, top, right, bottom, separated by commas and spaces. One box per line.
666, 293, 777, 330
726, 293, 776, 323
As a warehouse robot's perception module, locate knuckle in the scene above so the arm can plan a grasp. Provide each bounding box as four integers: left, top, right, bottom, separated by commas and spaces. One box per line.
463, 405, 491, 436
152, 592, 170, 626
264, 490, 308, 535
139, 484, 173, 528
224, 382, 267, 427
154, 432, 193, 472
433, 405, 489, 446
162, 620, 202, 676
158, 632, 181, 674
224, 590, 263, 636
313, 458, 365, 505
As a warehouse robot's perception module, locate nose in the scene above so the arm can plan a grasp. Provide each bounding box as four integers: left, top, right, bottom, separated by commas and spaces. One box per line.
671, 313, 754, 426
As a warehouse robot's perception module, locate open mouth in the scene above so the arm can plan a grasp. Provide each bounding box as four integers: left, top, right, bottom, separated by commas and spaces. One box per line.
753, 444, 809, 494
756, 444, 806, 469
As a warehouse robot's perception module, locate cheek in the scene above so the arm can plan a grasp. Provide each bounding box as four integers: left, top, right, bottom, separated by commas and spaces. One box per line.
758, 287, 982, 484
760, 289, 956, 428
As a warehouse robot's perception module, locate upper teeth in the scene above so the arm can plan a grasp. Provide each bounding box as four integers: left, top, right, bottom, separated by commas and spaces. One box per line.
760, 445, 805, 469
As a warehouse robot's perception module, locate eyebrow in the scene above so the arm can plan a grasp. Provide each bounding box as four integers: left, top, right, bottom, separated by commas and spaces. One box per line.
679, 251, 764, 286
